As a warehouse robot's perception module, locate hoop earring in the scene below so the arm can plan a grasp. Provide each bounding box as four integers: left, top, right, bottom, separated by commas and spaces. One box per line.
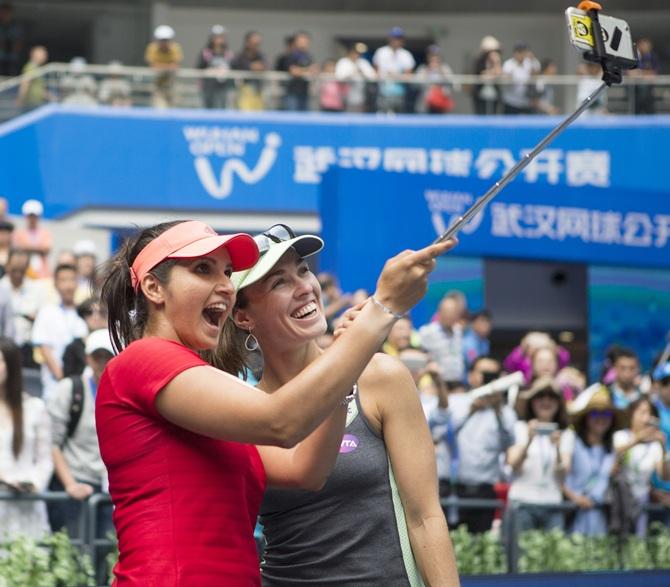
245, 330, 259, 352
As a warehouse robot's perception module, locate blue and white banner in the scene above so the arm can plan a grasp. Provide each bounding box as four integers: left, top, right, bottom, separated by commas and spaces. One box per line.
0, 106, 668, 270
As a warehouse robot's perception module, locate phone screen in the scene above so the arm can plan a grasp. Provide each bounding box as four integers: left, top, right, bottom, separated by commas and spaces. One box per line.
565, 8, 636, 63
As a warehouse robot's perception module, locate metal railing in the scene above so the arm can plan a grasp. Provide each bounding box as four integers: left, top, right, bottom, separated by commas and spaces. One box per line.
1, 62, 669, 122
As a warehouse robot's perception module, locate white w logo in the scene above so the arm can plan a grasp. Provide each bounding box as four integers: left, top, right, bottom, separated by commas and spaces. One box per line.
194, 132, 281, 199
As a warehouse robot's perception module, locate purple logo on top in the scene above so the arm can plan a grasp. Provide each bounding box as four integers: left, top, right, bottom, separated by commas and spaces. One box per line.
340, 434, 359, 454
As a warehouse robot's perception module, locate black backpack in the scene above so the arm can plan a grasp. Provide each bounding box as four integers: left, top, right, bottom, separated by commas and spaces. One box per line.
61, 375, 85, 448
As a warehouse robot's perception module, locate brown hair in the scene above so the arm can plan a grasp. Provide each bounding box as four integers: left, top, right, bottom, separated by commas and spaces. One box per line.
100, 221, 183, 352
215, 289, 252, 379
516, 379, 569, 430
625, 396, 659, 429
0, 338, 25, 458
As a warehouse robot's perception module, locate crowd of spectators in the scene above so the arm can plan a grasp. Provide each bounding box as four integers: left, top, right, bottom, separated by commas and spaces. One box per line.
318, 271, 670, 541
12, 17, 663, 115
0, 197, 112, 570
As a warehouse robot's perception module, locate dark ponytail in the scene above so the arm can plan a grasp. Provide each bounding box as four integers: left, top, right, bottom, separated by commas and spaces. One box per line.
0, 337, 25, 458
100, 221, 183, 353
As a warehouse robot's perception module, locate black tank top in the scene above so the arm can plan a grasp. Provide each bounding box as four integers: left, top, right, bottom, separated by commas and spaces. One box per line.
260, 392, 424, 586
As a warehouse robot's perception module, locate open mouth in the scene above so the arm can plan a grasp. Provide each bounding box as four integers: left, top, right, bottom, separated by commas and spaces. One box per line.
202, 303, 227, 328
291, 301, 318, 320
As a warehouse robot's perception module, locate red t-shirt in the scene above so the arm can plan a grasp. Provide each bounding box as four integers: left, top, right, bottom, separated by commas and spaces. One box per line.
96, 337, 266, 586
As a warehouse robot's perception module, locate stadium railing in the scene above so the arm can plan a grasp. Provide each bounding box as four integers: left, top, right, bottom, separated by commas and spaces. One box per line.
0, 62, 669, 122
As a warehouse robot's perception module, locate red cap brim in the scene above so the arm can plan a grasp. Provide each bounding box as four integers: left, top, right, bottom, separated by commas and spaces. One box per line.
168, 233, 259, 271
130, 221, 259, 291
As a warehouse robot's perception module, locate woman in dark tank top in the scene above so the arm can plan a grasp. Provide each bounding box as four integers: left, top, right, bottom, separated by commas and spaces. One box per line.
227, 226, 460, 587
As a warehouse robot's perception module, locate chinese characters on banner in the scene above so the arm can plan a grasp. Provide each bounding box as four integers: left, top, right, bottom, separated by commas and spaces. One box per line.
294, 146, 610, 189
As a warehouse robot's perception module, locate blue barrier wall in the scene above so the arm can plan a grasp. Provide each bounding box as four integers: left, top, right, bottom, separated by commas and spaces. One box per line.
1, 106, 668, 363
1, 107, 669, 251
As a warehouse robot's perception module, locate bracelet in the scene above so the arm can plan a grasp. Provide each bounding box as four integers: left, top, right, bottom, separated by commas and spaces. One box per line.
370, 296, 405, 320
341, 383, 358, 406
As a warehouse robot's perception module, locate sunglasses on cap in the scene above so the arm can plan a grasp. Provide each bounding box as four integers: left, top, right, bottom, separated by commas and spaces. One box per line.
253, 224, 296, 255
588, 409, 614, 419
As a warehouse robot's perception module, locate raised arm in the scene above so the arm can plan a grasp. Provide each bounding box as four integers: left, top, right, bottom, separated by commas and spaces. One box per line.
256, 404, 347, 490
156, 240, 456, 448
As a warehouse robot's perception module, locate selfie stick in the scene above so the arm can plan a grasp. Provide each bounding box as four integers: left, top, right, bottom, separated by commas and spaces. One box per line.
433, 1, 635, 244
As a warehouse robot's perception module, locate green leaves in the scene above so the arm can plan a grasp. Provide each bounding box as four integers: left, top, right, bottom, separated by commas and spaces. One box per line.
451, 523, 670, 575
450, 525, 507, 575
516, 524, 670, 574
3, 523, 670, 581
0, 531, 94, 587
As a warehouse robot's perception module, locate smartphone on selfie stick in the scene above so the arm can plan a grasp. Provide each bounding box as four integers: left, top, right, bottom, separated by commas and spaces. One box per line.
432, 1, 638, 246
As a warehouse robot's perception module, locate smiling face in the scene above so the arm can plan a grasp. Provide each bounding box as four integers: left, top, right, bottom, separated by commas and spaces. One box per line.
148, 247, 236, 351
234, 248, 327, 350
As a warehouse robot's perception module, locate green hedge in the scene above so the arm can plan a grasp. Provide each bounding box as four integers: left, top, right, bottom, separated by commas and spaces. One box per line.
3, 524, 670, 584
0, 531, 94, 587
517, 524, 670, 573
450, 525, 507, 575
451, 522, 670, 575
451, 523, 670, 575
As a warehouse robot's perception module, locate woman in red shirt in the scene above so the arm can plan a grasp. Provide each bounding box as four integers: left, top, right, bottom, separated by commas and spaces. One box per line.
96, 220, 454, 586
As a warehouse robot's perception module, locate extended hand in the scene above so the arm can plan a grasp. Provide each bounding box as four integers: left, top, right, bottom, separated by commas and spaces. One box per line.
374, 239, 457, 316
333, 300, 367, 339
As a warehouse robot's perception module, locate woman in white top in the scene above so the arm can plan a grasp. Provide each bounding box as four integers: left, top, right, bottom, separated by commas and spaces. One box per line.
506, 376, 574, 533
335, 42, 376, 112
613, 396, 666, 536
0, 337, 53, 540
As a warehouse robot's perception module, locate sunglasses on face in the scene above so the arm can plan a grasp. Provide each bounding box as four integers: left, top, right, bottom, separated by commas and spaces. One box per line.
588, 409, 614, 420
253, 224, 296, 256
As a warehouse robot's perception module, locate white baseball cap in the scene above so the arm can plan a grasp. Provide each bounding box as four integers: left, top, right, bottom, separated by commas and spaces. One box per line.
21, 199, 44, 216
73, 239, 97, 257
85, 329, 115, 356
154, 25, 175, 40
232, 224, 323, 291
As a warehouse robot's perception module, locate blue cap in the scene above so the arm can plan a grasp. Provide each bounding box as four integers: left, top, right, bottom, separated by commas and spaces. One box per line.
389, 26, 405, 38
653, 362, 670, 381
